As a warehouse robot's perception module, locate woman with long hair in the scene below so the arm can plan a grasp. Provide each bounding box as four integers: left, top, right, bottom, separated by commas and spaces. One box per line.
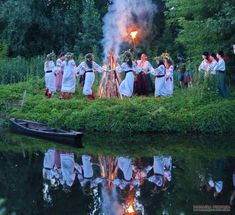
135, 53, 154, 96
77, 53, 104, 100
55, 52, 66, 91
60, 52, 77, 100
115, 51, 141, 97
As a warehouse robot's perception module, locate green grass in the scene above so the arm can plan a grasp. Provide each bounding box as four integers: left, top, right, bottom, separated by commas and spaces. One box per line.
0, 56, 44, 84
0, 77, 235, 134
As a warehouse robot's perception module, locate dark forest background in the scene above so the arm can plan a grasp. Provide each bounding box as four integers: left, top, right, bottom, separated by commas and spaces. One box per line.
0, 0, 234, 61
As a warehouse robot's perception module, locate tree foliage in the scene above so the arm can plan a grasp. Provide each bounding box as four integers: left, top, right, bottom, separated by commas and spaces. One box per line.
163, 0, 235, 59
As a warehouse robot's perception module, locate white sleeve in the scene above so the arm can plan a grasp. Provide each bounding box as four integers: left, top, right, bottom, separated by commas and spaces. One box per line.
145, 62, 154, 73
44, 62, 47, 73
115, 63, 124, 73
150, 65, 165, 76
93, 62, 104, 73
76, 63, 86, 75
133, 64, 142, 73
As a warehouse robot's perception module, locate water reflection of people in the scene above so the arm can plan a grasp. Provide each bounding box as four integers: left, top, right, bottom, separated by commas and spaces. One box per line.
42, 149, 78, 200
59, 153, 77, 191
229, 158, 235, 206
113, 157, 142, 190
146, 156, 172, 194
77, 155, 102, 194
42, 149, 61, 204
199, 159, 224, 198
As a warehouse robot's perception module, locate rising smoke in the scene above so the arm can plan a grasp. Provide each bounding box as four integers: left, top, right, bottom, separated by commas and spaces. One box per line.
102, 0, 157, 62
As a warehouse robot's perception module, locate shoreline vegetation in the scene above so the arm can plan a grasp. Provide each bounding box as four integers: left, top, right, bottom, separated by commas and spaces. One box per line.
0, 78, 234, 134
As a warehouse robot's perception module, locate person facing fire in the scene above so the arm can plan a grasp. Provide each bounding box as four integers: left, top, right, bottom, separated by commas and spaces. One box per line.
77, 53, 104, 100
55, 52, 65, 91
115, 51, 141, 97
135, 53, 154, 96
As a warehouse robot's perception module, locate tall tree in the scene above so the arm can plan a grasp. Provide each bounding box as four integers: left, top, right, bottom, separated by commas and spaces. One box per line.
164, 0, 235, 59
74, 0, 102, 56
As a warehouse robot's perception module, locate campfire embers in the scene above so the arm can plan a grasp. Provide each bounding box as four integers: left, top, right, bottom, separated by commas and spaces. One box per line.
97, 53, 122, 99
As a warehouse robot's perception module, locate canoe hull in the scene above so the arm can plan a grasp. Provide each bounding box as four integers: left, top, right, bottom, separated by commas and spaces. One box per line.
10, 118, 84, 147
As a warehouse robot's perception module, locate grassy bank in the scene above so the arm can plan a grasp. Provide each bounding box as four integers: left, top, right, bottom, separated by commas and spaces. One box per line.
0, 79, 235, 134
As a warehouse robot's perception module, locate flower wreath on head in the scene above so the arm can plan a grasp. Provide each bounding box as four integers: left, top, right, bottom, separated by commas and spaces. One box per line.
161, 51, 174, 65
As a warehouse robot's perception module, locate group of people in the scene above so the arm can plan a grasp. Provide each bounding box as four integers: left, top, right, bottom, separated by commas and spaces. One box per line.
44, 49, 229, 100
198, 50, 228, 98
44, 51, 175, 100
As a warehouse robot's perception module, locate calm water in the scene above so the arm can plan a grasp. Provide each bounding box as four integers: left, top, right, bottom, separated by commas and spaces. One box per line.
0, 130, 235, 215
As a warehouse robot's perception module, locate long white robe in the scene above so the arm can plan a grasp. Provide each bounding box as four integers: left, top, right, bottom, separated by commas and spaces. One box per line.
60, 153, 76, 187
44, 60, 56, 93
82, 155, 93, 178
117, 157, 133, 181
43, 149, 56, 180
150, 65, 166, 97
147, 156, 164, 187
61, 59, 77, 93
77, 62, 103, 96
116, 62, 141, 97
164, 65, 174, 96
198, 59, 210, 76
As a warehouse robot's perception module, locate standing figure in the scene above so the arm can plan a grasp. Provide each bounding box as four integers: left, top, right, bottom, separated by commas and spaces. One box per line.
77, 53, 104, 100
60, 52, 77, 100
216, 51, 228, 98
115, 51, 141, 97
55, 52, 65, 91
207, 54, 218, 90
150, 57, 166, 97
135, 53, 154, 96
198, 51, 211, 76
44, 53, 56, 98
164, 57, 174, 96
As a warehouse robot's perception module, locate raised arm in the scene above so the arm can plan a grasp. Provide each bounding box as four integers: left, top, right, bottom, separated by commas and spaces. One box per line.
93, 62, 104, 73
76, 62, 86, 76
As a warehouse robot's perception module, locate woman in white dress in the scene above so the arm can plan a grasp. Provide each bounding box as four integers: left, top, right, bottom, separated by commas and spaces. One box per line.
150, 58, 166, 97
164, 58, 174, 96
77, 53, 104, 100
60, 52, 77, 100
44, 53, 56, 98
135, 53, 154, 96
55, 52, 65, 91
115, 51, 141, 97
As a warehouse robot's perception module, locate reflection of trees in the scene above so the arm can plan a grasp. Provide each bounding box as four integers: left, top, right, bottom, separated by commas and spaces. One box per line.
0, 151, 43, 215
1, 129, 235, 214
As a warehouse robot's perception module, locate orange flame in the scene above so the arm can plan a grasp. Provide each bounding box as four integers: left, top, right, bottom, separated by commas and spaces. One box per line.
127, 204, 135, 214
130, 31, 138, 40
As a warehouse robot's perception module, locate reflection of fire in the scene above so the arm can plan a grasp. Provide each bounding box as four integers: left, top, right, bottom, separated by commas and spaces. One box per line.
130, 31, 138, 40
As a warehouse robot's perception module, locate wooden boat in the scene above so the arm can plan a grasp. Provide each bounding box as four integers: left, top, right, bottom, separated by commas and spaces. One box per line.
10, 118, 84, 147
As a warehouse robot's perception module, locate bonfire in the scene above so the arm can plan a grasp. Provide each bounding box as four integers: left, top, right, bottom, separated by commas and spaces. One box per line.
97, 53, 122, 99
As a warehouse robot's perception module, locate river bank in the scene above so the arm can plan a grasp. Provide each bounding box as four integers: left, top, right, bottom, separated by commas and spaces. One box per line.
0, 79, 235, 134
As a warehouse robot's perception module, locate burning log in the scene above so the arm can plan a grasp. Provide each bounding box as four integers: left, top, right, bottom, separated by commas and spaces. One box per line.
97, 53, 123, 99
